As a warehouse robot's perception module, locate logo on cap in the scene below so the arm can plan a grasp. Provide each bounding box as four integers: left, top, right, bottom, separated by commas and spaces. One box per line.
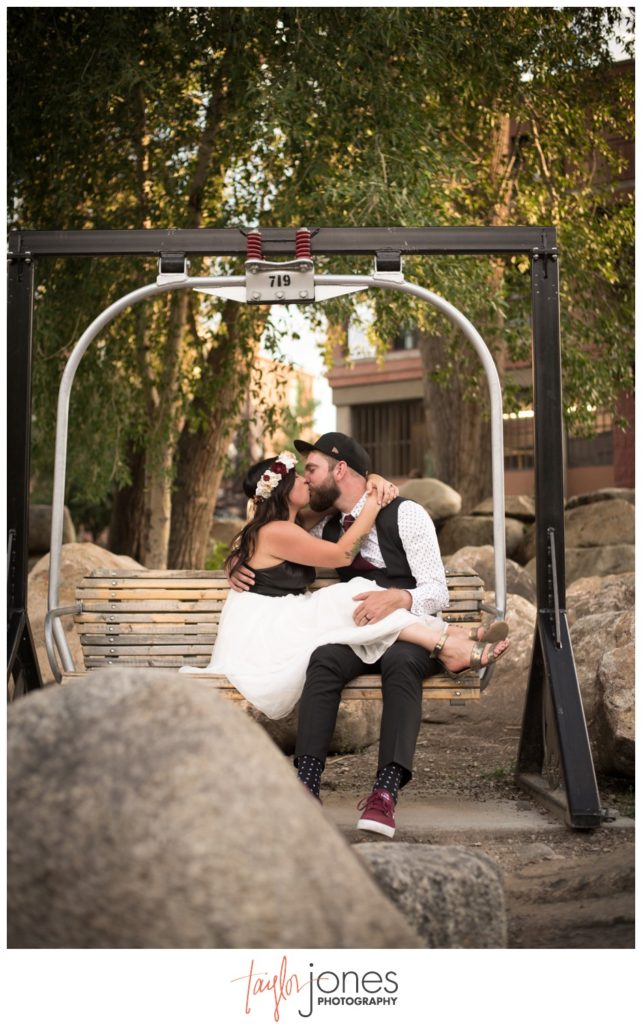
331, 446, 339, 454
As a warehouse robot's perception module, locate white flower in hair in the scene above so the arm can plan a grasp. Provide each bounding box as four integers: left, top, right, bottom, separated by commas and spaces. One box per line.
255, 451, 298, 499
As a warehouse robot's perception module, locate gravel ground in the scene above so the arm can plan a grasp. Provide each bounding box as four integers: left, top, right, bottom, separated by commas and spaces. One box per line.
320, 717, 635, 949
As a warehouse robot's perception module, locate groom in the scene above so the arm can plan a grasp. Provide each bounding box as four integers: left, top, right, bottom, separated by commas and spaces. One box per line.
232, 432, 449, 838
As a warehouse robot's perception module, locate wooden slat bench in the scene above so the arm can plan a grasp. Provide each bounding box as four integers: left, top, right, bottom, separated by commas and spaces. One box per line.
63, 568, 485, 703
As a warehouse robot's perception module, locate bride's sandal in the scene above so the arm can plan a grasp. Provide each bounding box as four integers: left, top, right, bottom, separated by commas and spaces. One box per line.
433, 629, 509, 679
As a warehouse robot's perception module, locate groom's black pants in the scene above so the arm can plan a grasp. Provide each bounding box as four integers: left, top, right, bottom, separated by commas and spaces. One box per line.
295, 640, 438, 789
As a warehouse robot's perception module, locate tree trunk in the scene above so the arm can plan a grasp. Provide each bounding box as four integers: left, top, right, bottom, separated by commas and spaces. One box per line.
168, 304, 253, 569
419, 330, 493, 511
109, 74, 229, 566
108, 444, 146, 560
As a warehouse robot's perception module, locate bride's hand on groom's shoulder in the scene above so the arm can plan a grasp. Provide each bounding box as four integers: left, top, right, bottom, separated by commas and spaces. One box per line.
366, 474, 399, 506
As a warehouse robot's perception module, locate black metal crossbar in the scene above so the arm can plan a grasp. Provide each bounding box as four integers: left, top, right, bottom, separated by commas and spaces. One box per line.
8, 225, 557, 260
5, 224, 601, 828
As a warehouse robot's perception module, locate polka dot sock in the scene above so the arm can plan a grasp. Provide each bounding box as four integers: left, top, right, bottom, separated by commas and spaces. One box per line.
374, 763, 404, 804
296, 754, 323, 799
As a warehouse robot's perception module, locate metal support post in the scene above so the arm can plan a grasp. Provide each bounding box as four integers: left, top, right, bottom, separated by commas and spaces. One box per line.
7, 256, 42, 695
516, 247, 602, 828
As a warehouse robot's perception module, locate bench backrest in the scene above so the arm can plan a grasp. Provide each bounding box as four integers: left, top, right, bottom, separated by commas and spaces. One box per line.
74, 568, 484, 672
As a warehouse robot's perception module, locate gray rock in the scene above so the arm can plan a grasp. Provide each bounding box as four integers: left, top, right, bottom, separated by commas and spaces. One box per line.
29, 504, 76, 552
471, 495, 535, 522
8, 670, 422, 949
457, 593, 536, 728
438, 516, 525, 560
445, 545, 536, 605
595, 644, 635, 778
399, 478, 461, 521
525, 545, 635, 585
244, 699, 382, 756
566, 573, 635, 627
569, 609, 633, 735
28, 542, 145, 685
357, 844, 506, 949
520, 500, 635, 566
565, 499, 634, 549
565, 487, 635, 510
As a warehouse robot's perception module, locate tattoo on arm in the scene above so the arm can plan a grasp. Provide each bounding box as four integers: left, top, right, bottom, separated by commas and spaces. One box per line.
347, 535, 366, 560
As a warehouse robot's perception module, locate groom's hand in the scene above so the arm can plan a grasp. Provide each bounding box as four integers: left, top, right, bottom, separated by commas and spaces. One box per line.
227, 560, 255, 592
352, 588, 412, 625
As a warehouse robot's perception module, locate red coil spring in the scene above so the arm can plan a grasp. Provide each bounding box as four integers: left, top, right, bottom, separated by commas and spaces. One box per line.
295, 228, 312, 259
246, 230, 263, 260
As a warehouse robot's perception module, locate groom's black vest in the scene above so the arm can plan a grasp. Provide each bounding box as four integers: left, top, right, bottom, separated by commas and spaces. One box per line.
322, 496, 416, 590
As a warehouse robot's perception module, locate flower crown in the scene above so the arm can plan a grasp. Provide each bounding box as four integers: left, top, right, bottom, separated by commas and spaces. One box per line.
255, 451, 298, 500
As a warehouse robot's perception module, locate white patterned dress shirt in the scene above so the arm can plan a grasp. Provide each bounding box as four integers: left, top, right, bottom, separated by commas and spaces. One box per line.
311, 494, 449, 618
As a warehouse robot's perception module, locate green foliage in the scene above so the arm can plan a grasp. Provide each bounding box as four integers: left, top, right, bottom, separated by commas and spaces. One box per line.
205, 541, 230, 572
8, 5, 634, 518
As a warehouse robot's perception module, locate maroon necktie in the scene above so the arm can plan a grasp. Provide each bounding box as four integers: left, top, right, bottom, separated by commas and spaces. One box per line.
341, 515, 376, 571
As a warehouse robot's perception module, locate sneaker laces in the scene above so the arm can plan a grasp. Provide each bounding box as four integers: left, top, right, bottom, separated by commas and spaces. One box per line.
357, 789, 394, 815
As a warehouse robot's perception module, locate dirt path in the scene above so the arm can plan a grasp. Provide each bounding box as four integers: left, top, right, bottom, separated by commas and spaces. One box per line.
320, 718, 635, 949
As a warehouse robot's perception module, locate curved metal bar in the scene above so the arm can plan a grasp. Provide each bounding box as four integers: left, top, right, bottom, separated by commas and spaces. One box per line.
47, 271, 505, 679
46, 276, 244, 677
44, 603, 83, 683
316, 275, 507, 620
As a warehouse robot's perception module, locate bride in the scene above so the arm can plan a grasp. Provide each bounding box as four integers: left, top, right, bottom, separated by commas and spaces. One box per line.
180, 452, 509, 717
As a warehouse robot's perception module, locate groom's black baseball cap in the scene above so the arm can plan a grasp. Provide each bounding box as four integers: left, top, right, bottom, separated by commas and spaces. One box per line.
294, 432, 371, 477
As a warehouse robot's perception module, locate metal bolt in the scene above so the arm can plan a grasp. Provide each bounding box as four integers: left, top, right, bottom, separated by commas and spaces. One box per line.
276, 290, 285, 299
108, 616, 115, 622
249, 266, 259, 274
533, 254, 540, 261
455, 690, 461, 697
299, 290, 309, 299
251, 291, 260, 300
110, 649, 115, 654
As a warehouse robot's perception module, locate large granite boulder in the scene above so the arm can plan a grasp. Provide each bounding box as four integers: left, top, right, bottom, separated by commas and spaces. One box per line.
28, 543, 144, 685
566, 573, 635, 627
566, 487, 635, 510
594, 644, 635, 778
520, 498, 635, 566
438, 516, 525, 560
29, 503, 76, 552
525, 545, 635, 585
399, 478, 461, 521
567, 611, 627, 725
565, 499, 634, 549
357, 845, 506, 948
8, 670, 422, 949
471, 495, 535, 522
445, 545, 536, 605
436, 593, 537, 729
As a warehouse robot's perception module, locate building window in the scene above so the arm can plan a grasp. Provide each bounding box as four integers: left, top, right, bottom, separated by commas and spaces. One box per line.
391, 325, 420, 351
503, 410, 535, 470
352, 399, 425, 477
567, 410, 614, 467
503, 407, 614, 471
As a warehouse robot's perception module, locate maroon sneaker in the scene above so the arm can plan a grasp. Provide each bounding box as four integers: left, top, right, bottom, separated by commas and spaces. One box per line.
357, 788, 396, 838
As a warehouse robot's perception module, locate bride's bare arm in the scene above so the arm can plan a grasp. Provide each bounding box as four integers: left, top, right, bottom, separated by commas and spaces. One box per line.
259, 494, 380, 568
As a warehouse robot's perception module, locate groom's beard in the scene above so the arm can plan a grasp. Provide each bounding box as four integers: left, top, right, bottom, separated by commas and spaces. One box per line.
308, 477, 341, 512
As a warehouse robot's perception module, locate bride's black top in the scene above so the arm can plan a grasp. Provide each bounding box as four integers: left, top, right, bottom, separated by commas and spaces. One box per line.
245, 560, 316, 597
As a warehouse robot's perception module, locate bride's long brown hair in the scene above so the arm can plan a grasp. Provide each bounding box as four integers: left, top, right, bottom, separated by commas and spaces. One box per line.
224, 458, 297, 574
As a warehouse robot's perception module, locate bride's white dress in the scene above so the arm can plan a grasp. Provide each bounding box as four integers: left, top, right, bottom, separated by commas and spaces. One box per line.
180, 564, 442, 719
